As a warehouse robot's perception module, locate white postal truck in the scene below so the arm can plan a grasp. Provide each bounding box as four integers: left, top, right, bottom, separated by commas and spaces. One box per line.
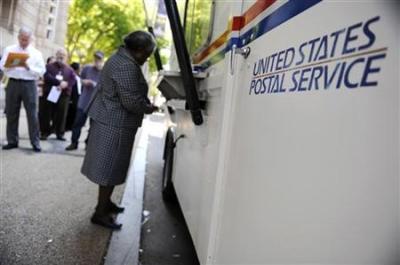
156, 0, 399, 264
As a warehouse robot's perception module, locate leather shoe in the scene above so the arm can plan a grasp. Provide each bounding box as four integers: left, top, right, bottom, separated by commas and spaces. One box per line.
40, 134, 49, 140
56, 136, 66, 141
108, 202, 125, 214
65, 143, 78, 151
91, 214, 122, 230
32, 146, 41, 152
2, 143, 18, 150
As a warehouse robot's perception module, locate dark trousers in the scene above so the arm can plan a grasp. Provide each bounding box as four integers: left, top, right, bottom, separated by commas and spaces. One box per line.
70, 108, 88, 144
39, 94, 70, 137
5, 79, 40, 147
65, 100, 78, 131
39, 96, 53, 135
66, 85, 80, 131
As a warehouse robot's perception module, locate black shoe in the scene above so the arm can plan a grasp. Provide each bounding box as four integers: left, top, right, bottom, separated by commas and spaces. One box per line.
40, 134, 49, 140
2, 143, 18, 150
32, 146, 41, 152
108, 202, 125, 214
90, 214, 122, 230
56, 136, 66, 141
65, 143, 78, 151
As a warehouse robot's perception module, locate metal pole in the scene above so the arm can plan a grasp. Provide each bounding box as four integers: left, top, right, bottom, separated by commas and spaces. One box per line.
164, 0, 203, 125
142, 0, 164, 71
148, 26, 164, 71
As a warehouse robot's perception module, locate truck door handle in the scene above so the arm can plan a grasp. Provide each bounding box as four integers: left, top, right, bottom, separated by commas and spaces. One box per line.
230, 45, 251, 75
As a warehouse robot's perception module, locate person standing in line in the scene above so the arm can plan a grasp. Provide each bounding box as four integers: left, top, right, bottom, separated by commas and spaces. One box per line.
65, 62, 81, 131
0, 27, 45, 152
0, 55, 3, 81
0, 55, 7, 115
46, 56, 56, 65
81, 31, 158, 229
65, 51, 104, 150
41, 48, 76, 141
38, 56, 56, 133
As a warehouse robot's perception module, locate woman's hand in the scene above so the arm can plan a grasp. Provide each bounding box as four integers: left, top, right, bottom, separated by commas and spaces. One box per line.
151, 105, 159, 113
144, 104, 158, 114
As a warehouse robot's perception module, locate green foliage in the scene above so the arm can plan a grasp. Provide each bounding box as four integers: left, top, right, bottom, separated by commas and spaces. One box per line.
67, 0, 170, 73
148, 35, 169, 72
184, 0, 212, 55
67, 0, 145, 65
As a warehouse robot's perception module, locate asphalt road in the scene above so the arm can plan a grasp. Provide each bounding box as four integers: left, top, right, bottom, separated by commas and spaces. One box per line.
139, 114, 199, 265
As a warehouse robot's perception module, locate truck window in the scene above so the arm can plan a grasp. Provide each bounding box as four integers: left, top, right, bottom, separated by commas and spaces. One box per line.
183, 0, 213, 56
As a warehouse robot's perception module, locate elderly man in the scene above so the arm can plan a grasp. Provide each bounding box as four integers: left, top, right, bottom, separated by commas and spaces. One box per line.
0, 27, 45, 152
41, 48, 76, 140
65, 51, 104, 151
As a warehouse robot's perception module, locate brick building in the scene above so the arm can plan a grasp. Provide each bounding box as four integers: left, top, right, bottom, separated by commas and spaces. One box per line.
0, 0, 70, 60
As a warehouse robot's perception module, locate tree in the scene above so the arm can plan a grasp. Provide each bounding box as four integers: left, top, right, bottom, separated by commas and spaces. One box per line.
67, 0, 169, 73
148, 34, 169, 72
66, 0, 145, 65
184, 0, 212, 55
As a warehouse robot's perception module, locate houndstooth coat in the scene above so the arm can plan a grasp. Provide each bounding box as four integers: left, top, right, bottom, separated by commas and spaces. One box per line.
81, 46, 153, 186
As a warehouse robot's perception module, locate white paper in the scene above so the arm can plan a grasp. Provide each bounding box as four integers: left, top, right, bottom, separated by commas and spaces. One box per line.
76, 76, 82, 95
47, 86, 61, 103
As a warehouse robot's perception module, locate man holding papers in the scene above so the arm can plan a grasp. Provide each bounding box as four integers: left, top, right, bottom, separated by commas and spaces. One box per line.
0, 27, 45, 152
41, 48, 76, 140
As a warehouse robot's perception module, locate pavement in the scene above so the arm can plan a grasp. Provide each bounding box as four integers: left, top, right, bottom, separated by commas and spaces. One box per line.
0, 109, 125, 265
0, 109, 199, 265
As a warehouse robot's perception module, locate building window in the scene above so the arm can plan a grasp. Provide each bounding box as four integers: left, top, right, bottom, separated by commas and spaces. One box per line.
0, 0, 17, 30
47, 0, 58, 41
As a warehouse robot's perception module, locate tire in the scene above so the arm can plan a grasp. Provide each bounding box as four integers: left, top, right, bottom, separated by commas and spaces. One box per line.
162, 130, 176, 202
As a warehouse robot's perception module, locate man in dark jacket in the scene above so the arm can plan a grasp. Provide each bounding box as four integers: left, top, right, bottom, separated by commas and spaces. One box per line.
65, 62, 81, 131
65, 51, 104, 150
41, 48, 76, 140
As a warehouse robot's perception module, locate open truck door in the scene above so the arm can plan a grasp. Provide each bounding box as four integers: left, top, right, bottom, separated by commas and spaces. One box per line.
156, 0, 399, 264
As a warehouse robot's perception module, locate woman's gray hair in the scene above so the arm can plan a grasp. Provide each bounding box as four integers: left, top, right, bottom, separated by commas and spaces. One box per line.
123, 30, 156, 53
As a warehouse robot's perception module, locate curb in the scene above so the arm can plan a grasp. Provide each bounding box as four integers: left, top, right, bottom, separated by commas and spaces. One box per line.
104, 119, 149, 265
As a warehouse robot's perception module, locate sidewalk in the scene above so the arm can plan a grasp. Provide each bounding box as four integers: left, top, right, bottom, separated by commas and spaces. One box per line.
103, 114, 199, 265
0, 109, 199, 265
0, 110, 125, 265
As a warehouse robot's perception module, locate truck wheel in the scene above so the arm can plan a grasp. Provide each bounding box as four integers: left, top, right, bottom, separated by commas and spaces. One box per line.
162, 132, 176, 202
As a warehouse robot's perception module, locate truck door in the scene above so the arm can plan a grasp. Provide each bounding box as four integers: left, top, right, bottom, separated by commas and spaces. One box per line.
214, 1, 399, 264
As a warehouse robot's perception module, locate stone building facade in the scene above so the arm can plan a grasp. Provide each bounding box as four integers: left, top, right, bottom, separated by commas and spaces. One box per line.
0, 0, 70, 60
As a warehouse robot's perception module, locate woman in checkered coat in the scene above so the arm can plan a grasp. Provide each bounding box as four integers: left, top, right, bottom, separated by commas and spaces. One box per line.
81, 31, 157, 229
